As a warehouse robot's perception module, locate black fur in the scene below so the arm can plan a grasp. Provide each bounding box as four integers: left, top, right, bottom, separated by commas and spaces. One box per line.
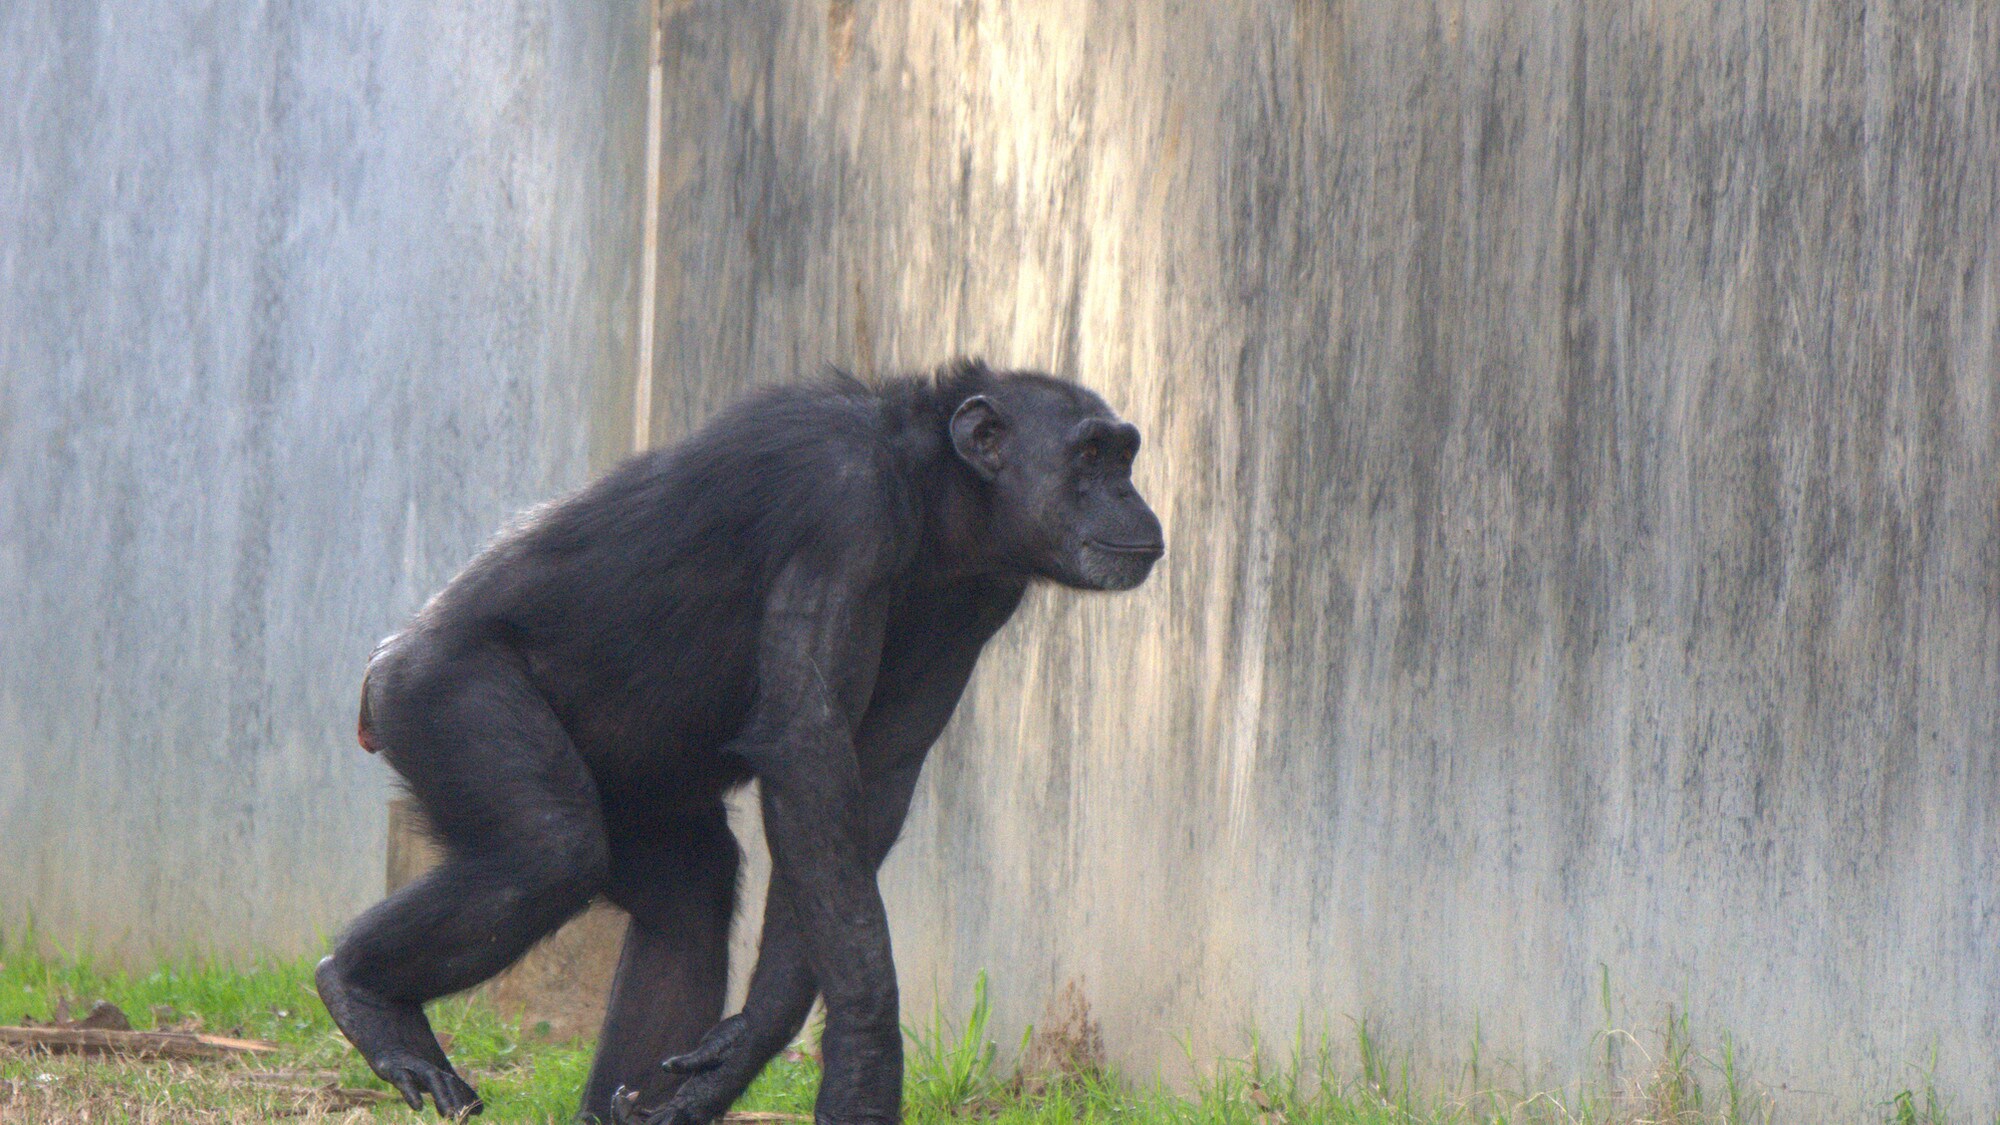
316, 359, 1164, 1123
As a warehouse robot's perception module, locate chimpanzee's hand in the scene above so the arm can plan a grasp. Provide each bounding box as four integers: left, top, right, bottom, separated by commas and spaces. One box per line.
660, 1013, 753, 1082
610, 1015, 765, 1125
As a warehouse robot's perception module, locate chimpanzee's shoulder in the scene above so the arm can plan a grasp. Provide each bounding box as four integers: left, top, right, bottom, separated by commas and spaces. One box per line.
738, 383, 925, 561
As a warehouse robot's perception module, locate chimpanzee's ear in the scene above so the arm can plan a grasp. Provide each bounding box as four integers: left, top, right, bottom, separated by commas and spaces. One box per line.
949, 395, 1006, 481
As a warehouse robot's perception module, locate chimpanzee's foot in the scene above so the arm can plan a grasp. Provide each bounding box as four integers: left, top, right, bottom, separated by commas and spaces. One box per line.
316, 956, 484, 1119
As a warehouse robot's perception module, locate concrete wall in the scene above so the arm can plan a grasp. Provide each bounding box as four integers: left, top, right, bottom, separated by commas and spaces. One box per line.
6, 0, 1999, 1116
0, 0, 648, 953
644, 1, 2000, 1115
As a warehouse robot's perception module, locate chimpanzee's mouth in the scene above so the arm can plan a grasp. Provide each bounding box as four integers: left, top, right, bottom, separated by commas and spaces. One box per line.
1089, 539, 1165, 557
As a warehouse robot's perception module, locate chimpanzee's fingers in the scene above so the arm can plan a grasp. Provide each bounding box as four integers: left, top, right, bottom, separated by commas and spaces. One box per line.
661, 1014, 746, 1075
642, 1103, 704, 1125
651, 1069, 740, 1125
660, 1050, 711, 1075
629, 1097, 683, 1125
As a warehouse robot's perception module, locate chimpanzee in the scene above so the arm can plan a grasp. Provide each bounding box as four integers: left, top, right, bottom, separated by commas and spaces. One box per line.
316, 359, 1164, 1123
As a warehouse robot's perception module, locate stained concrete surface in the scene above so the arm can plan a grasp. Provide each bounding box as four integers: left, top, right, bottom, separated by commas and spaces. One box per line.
0, 0, 647, 953
642, 2, 2000, 1115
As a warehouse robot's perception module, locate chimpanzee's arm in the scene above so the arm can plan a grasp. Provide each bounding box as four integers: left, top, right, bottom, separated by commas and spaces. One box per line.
634, 579, 1025, 1125
724, 554, 904, 1125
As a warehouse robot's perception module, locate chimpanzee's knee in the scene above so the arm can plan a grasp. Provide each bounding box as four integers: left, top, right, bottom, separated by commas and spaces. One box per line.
513, 818, 612, 905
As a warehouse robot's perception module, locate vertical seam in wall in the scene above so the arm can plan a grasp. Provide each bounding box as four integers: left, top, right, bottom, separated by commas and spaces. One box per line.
632, 0, 666, 453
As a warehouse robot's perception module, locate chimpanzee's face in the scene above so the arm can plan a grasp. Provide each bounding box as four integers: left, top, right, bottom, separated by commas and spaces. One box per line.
950, 382, 1164, 591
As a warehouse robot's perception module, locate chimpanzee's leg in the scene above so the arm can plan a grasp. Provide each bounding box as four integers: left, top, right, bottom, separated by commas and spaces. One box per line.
579, 805, 740, 1122
317, 646, 609, 1119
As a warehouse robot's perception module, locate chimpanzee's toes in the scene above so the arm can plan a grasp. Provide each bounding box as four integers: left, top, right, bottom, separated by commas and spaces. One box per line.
381, 1061, 481, 1119
423, 1065, 483, 1118
436, 1064, 482, 1112
610, 1086, 648, 1125
317, 956, 481, 1117
389, 1070, 426, 1111
612, 1085, 687, 1125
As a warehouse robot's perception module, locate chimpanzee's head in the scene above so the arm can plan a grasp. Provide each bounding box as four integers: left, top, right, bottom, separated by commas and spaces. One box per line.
947, 371, 1165, 591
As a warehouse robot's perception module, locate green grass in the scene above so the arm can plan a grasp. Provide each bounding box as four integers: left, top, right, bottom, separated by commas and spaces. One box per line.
0, 931, 1965, 1124
0, 928, 593, 1121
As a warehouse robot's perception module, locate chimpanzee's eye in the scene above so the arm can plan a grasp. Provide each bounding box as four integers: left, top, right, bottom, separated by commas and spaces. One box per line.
1080, 442, 1101, 465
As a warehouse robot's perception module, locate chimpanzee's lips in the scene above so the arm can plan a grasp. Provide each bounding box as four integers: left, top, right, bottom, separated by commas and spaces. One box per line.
1089, 539, 1165, 557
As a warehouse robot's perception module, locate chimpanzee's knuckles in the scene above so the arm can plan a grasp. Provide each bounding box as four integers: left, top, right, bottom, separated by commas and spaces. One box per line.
661, 1013, 748, 1074
652, 1063, 752, 1125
